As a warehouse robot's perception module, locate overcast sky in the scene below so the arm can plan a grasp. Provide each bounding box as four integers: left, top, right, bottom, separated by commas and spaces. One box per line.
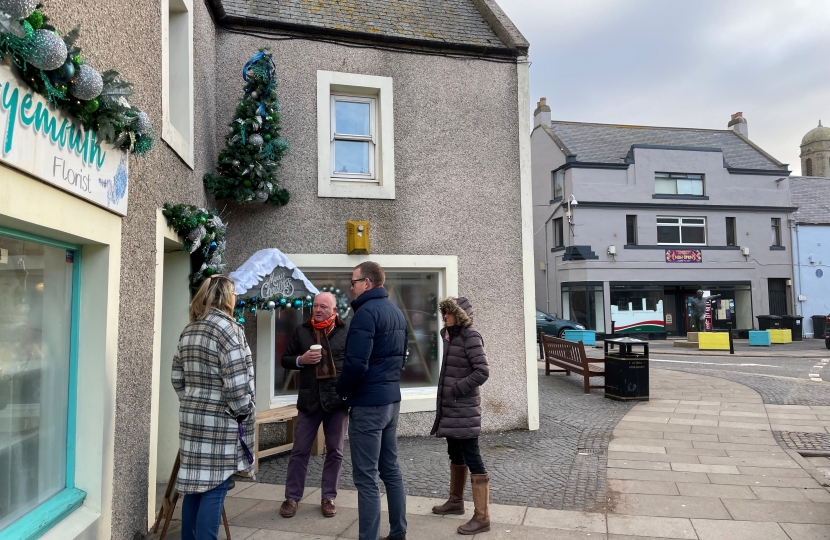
497, 0, 830, 175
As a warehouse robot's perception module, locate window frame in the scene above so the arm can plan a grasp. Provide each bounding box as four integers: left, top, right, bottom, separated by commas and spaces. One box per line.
0, 226, 85, 540
771, 218, 782, 247
551, 169, 564, 200
260, 254, 457, 414
317, 71, 395, 199
553, 217, 564, 248
330, 94, 377, 180
654, 172, 705, 196
656, 216, 707, 246
626, 215, 638, 245
161, 0, 194, 167
726, 217, 737, 247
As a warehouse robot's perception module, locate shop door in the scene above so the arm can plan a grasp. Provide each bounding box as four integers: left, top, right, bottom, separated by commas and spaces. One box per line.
768, 278, 788, 316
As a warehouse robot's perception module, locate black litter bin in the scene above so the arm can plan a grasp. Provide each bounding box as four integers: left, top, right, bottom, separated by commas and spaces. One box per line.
781, 315, 804, 341
811, 315, 827, 339
604, 337, 649, 401
756, 315, 783, 330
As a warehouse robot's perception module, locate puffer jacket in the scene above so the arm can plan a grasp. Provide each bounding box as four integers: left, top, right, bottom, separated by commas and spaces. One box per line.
281, 317, 347, 413
431, 297, 489, 439
336, 287, 409, 407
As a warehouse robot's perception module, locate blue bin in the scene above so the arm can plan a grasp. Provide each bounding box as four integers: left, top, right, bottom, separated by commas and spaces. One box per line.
564, 329, 596, 346
748, 330, 771, 346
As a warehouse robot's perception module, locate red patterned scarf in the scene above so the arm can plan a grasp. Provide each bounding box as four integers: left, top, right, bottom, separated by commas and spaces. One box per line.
310, 313, 337, 335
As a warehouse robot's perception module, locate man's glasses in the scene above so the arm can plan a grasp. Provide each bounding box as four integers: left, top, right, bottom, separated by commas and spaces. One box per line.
350, 277, 370, 286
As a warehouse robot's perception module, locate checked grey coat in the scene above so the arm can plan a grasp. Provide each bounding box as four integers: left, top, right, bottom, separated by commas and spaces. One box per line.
172, 308, 256, 494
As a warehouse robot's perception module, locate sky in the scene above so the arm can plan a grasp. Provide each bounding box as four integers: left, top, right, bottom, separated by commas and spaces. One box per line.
496, 0, 830, 175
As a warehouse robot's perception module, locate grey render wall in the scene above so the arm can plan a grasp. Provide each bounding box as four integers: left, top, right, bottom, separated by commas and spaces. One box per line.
532, 130, 795, 324
215, 32, 528, 435
47, 2, 219, 539
531, 127, 565, 311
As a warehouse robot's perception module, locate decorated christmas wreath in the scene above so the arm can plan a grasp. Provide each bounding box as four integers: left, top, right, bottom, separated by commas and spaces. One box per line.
0, 1, 154, 155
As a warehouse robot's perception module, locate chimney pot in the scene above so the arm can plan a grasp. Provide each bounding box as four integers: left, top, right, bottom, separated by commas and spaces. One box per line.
727, 112, 748, 138
534, 96, 551, 127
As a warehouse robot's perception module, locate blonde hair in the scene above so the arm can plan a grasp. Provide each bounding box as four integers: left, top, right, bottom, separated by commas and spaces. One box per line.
190, 275, 236, 322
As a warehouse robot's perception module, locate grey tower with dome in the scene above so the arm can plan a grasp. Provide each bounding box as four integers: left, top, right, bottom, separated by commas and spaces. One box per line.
800, 121, 830, 177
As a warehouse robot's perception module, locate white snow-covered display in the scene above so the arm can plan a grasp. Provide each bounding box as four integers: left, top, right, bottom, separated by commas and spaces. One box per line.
229, 248, 319, 297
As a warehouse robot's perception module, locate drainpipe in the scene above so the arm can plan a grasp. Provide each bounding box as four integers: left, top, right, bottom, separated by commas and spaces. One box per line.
795, 222, 804, 320
544, 221, 550, 313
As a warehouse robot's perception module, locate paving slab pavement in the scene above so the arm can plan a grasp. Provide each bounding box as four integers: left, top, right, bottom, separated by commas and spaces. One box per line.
149, 369, 830, 539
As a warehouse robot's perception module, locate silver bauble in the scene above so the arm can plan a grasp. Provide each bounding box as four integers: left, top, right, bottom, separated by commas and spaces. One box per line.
232, 160, 240, 167
267, 301, 276, 309
69, 64, 104, 100
250, 91, 258, 99
26, 29, 67, 71
255, 190, 268, 202
248, 133, 264, 147
134, 110, 151, 133
0, 0, 38, 21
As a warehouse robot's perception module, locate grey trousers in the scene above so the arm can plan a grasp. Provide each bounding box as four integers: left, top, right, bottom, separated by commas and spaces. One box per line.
349, 402, 407, 540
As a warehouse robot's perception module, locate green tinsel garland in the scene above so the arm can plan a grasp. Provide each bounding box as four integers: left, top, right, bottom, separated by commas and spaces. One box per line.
162, 203, 228, 290
0, 6, 155, 156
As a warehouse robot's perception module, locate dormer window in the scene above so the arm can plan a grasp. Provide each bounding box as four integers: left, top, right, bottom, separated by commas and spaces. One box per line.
655, 173, 704, 196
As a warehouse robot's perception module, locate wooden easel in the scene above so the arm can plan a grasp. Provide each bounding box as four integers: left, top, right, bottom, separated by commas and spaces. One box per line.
151, 452, 232, 540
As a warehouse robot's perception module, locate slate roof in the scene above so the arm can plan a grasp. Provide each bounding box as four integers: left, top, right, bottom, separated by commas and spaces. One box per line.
790, 176, 830, 224
211, 0, 527, 54
546, 121, 788, 171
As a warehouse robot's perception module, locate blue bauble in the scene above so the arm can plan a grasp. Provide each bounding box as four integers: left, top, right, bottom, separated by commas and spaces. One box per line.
49, 61, 75, 85
279, 298, 287, 305
208, 241, 218, 254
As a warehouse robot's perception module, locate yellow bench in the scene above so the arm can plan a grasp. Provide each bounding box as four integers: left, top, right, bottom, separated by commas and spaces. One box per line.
698, 332, 730, 350
769, 328, 792, 344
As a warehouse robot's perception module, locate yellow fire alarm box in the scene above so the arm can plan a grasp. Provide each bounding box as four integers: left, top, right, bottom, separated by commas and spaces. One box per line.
347, 221, 370, 254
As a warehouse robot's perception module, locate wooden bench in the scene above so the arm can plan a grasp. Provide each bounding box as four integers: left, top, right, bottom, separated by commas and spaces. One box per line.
541, 333, 605, 394
254, 405, 325, 474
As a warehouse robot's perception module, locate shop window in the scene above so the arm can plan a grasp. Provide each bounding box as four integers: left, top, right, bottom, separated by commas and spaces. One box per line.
610, 287, 664, 333
657, 216, 706, 245
726, 217, 737, 246
654, 173, 704, 196
274, 270, 440, 398
0, 231, 80, 533
553, 217, 564, 248
162, 0, 194, 167
551, 170, 563, 200
317, 71, 394, 199
625, 215, 637, 245
771, 218, 782, 247
805, 158, 813, 176
561, 283, 605, 332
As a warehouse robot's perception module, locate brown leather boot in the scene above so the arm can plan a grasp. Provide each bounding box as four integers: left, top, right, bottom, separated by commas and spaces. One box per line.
457, 474, 490, 535
432, 463, 467, 515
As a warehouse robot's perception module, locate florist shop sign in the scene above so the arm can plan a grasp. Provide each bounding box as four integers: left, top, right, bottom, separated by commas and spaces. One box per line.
665, 249, 702, 263
0, 63, 128, 215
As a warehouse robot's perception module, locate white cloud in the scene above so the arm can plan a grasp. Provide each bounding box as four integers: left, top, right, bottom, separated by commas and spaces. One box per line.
500, 0, 830, 174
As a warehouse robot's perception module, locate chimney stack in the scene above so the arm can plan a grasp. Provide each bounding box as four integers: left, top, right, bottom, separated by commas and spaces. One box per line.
728, 112, 748, 138
534, 97, 551, 128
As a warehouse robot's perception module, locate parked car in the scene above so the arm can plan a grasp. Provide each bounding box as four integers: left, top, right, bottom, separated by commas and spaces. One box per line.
536, 309, 585, 340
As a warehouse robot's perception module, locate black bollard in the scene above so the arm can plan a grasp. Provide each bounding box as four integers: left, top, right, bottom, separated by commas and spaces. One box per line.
728, 321, 734, 355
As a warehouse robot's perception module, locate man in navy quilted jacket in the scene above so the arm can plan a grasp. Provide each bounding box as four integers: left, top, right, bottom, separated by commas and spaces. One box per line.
336, 261, 409, 540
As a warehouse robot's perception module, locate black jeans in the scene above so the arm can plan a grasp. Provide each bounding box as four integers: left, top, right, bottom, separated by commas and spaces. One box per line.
446, 437, 486, 475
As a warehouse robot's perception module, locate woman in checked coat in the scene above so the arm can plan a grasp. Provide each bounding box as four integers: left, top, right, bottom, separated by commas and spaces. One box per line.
431, 297, 491, 535
172, 275, 256, 540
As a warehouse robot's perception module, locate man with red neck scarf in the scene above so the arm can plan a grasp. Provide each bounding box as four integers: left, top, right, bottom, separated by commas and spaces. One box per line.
279, 292, 348, 519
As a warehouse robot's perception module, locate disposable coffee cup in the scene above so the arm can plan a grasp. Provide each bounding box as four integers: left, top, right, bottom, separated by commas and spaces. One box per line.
309, 345, 322, 353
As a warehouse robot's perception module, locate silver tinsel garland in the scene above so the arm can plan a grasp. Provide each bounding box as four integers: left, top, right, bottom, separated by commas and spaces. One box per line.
69, 64, 104, 100
0, 0, 37, 21
25, 29, 67, 71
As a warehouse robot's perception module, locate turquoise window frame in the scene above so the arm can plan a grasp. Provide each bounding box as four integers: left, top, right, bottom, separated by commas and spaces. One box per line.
0, 226, 87, 540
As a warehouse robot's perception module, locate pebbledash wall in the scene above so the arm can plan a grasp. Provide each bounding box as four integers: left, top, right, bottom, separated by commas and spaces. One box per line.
0, 1, 220, 540
216, 34, 537, 436
1, 1, 536, 540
